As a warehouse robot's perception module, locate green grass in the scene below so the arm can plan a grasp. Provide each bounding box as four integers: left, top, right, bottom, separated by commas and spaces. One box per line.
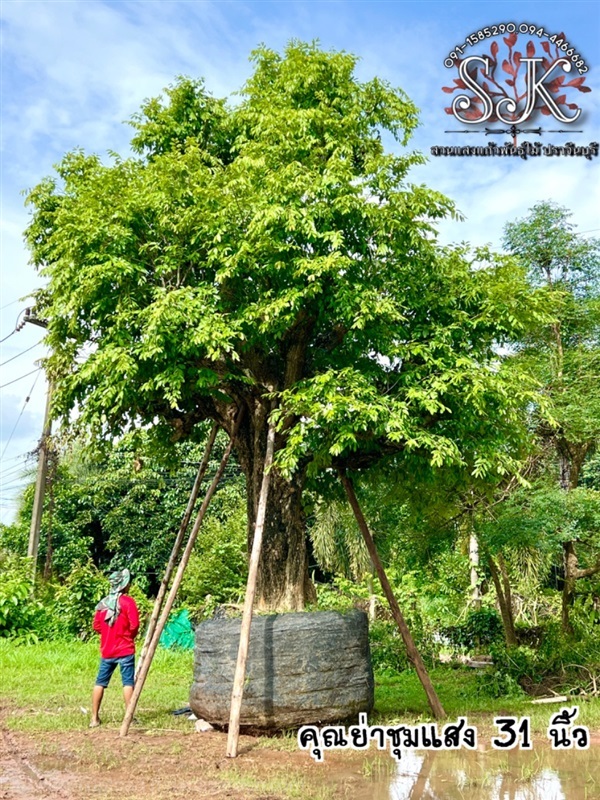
2, 640, 599, 737
374, 666, 600, 734
219, 765, 336, 800
0, 639, 193, 731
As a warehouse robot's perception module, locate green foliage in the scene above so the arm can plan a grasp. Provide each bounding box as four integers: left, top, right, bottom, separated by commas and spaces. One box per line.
369, 620, 411, 673
441, 607, 504, 652
3, 427, 247, 599
26, 42, 549, 487
178, 488, 248, 614
473, 666, 527, 699
0, 555, 46, 643
313, 575, 371, 612
480, 483, 600, 559
503, 200, 600, 295
23, 41, 566, 610
490, 609, 600, 689
0, 553, 153, 644
503, 201, 600, 452
314, 573, 438, 671
310, 499, 371, 581
49, 559, 107, 639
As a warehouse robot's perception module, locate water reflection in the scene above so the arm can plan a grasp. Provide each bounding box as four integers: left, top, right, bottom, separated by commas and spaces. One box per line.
372, 748, 597, 799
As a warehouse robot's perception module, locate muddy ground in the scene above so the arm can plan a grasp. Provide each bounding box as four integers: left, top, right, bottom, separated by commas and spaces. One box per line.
0, 720, 373, 800
4, 708, 600, 800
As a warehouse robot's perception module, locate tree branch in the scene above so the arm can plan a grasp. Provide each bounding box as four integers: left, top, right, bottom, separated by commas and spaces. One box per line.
576, 562, 600, 580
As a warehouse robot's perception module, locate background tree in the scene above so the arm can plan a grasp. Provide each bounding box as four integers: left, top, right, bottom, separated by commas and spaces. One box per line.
503, 201, 600, 632
26, 42, 547, 611
1, 430, 247, 603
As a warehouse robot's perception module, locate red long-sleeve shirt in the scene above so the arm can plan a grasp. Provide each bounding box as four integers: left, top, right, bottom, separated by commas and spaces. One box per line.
93, 594, 140, 659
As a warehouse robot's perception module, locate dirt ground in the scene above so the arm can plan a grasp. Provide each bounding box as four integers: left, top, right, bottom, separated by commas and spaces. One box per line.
0, 721, 374, 800
4, 710, 600, 800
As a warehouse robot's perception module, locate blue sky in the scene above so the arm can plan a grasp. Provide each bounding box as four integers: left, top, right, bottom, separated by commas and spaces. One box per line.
1, 0, 599, 521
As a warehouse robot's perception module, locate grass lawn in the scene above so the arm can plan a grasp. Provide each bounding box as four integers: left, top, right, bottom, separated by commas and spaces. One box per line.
2, 639, 599, 736
374, 667, 600, 736
2, 640, 599, 800
0, 639, 194, 732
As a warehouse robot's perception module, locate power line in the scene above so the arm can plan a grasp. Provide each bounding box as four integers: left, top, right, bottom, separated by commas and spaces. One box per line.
1, 296, 32, 311
0, 329, 17, 345
0, 462, 33, 480
0, 367, 42, 390
0, 474, 30, 488
0, 341, 42, 368
0, 475, 31, 489
0, 485, 28, 493
0, 451, 30, 464
0, 310, 27, 344
0, 372, 42, 460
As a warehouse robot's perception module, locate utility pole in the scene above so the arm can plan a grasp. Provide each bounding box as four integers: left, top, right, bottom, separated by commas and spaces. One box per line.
21, 308, 49, 580
27, 384, 51, 570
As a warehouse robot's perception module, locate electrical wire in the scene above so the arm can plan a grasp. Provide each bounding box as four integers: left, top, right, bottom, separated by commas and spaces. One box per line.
1, 296, 32, 311
0, 481, 29, 491
0, 367, 42, 390
0, 463, 32, 480
0, 341, 42, 368
0, 451, 30, 464
0, 310, 27, 344
0, 329, 17, 345
0, 371, 42, 460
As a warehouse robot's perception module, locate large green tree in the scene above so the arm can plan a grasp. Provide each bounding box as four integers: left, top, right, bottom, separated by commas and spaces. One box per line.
503, 201, 600, 631
26, 43, 546, 610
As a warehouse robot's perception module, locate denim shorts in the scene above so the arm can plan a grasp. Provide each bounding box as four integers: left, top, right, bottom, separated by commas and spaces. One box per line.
95, 653, 135, 687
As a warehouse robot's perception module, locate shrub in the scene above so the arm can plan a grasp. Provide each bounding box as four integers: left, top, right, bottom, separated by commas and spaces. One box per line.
369, 620, 410, 673
490, 615, 600, 693
441, 607, 504, 652
50, 560, 108, 639
0, 554, 48, 642
178, 499, 247, 615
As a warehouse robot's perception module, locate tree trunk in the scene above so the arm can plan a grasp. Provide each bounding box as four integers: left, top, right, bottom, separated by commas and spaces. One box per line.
487, 554, 518, 647
234, 399, 316, 611
562, 540, 578, 635
557, 445, 581, 635
469, 532, 481, 610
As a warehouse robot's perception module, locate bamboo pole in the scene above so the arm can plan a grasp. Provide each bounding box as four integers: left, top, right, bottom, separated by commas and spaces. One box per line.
135, 422, 219, 679
226, 418, 276, 758
340, 471, 446, 720
120, 412, 242, 737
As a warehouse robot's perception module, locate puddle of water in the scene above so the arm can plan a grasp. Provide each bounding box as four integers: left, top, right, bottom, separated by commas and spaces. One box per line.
364, 748, 599, 800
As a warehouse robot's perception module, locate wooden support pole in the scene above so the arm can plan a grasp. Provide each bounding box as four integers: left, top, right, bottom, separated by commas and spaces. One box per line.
340, 471, 446, 721
136, 422, 219, 679
120, 412, 242, 737
226, 418, 276, 758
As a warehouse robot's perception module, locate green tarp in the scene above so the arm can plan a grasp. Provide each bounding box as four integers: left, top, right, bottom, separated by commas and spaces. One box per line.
159, 608, 194, 649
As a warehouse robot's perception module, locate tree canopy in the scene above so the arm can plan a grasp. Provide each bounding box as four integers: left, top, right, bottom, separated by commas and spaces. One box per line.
25, 42, 550, 608
502, 201, 600, 631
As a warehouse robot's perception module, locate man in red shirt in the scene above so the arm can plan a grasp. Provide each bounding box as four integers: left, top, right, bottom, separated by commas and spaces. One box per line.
90, 568, 140, 727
